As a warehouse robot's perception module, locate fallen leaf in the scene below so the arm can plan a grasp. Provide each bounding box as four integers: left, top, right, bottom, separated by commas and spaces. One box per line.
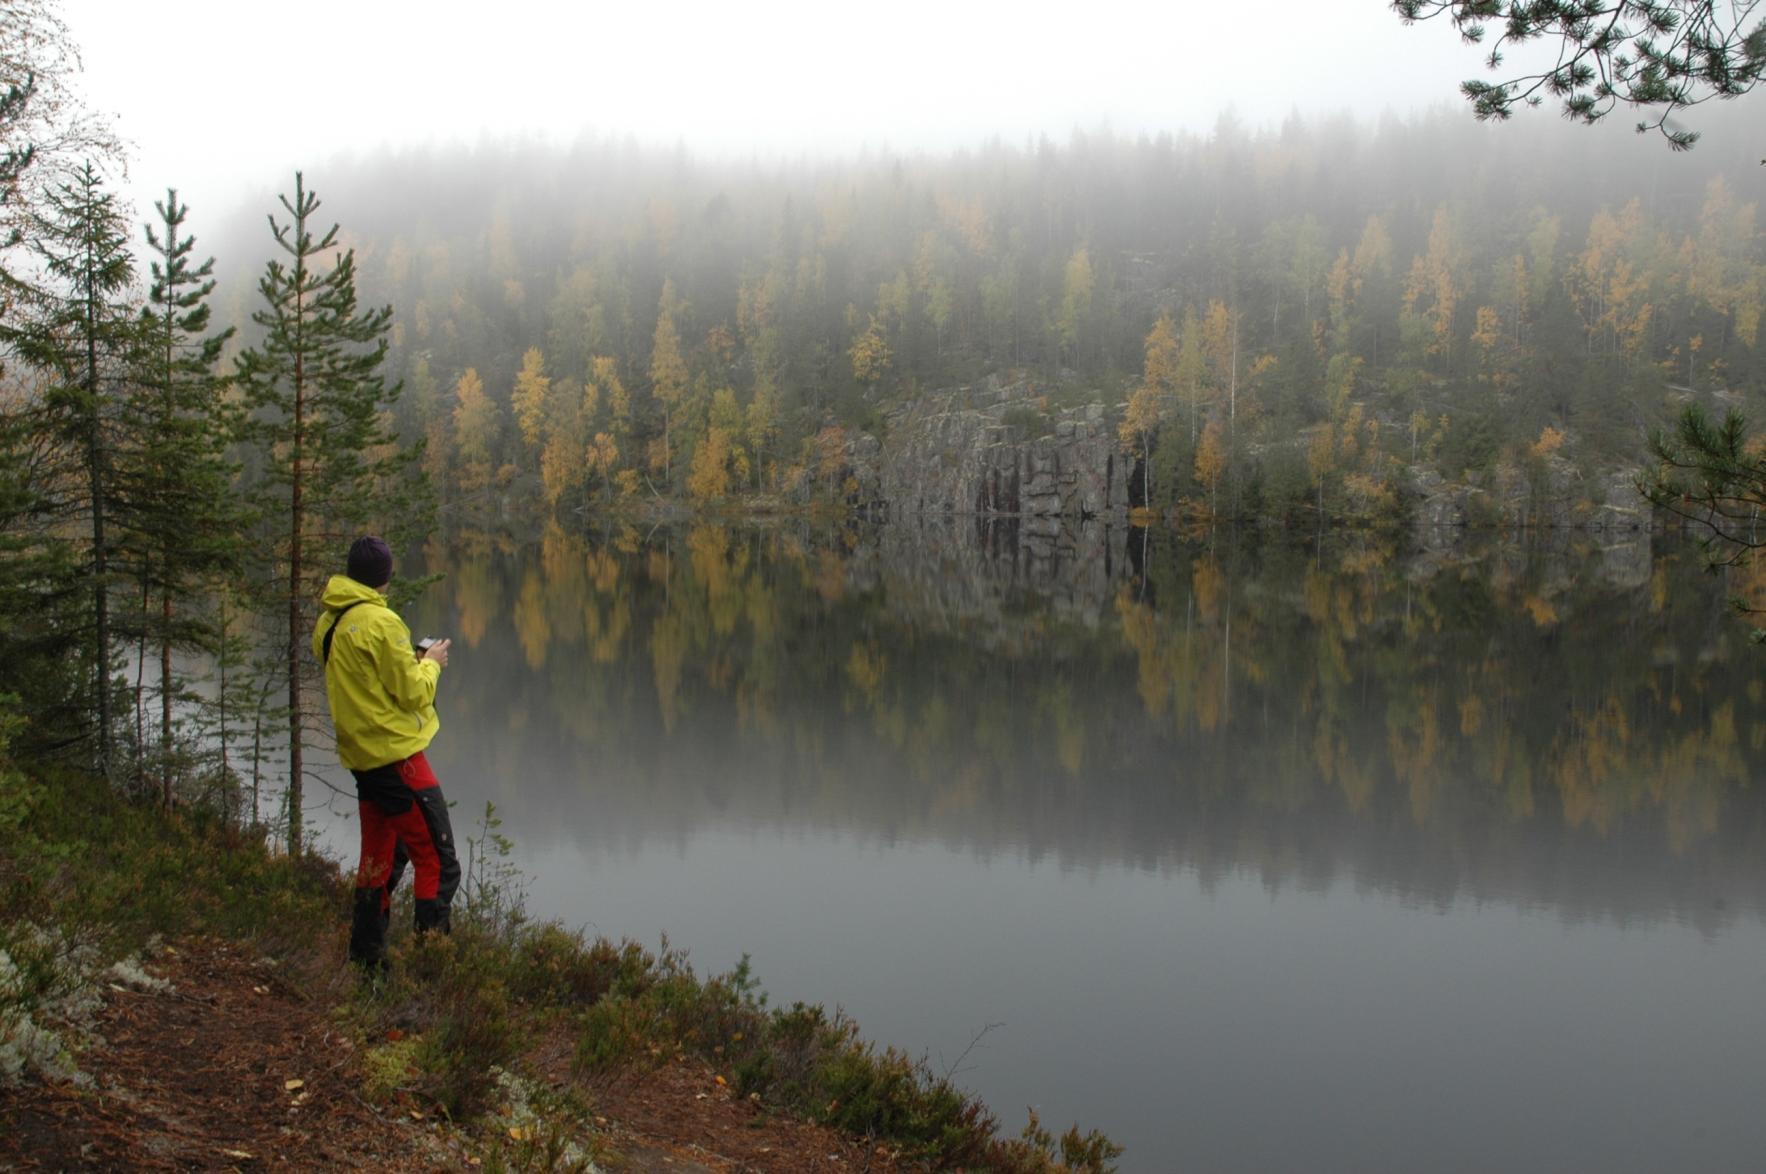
283, 1079, 304, 1092
252, 985, 270, 995
714, 1075, 727, 1087
508, 1126, 527, 1141
386, 1028, 404, 1042
220, 1149, 253, 1160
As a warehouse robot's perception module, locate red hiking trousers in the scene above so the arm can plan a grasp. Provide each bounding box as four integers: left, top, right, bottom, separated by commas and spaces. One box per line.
348, 751, 459, 966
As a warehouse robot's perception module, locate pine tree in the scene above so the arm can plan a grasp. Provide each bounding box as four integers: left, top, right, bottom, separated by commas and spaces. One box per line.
235, 173, 422, 855
650, 280, 688, 485
0, 161, 140, 774
123, 189, 240, 806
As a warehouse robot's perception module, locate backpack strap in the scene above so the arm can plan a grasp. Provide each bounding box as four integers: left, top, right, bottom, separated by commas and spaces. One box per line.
321, 600, 370, 666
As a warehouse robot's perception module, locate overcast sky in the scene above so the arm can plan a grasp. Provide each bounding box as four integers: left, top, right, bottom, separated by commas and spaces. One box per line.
62, 0, 1519, 212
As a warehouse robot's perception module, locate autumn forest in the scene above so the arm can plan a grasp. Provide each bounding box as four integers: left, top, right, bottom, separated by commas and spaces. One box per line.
11, 0, 1766, 1165
197, 104, 1766, 523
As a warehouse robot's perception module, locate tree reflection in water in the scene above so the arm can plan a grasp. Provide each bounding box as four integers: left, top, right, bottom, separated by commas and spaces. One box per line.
415, 518, 1766, 933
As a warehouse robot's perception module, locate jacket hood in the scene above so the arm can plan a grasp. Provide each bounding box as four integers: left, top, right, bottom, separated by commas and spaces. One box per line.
321, 574, 388, 612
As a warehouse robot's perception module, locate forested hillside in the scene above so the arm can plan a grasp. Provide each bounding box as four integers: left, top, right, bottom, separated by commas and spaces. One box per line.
209, 106, 1766, 520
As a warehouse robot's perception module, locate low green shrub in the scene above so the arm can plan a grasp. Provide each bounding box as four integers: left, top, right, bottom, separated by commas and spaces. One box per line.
376, 929, 527, 1119
509, 926, 653, 1007
559, 936, 1116, 1170
1005, 1108, 1127, 1173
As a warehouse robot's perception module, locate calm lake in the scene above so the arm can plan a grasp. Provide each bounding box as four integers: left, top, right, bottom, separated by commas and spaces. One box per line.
315, 518, 1766, 1171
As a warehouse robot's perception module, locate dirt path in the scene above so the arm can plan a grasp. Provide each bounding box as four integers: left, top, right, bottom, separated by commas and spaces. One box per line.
0, 940, 901, 1173
0, 939, 444, 1171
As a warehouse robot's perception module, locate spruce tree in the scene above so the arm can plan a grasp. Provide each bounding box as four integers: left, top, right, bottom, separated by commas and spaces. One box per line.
0, 161, 140, 774
236, 173, 422, 855
0, 397, 88, 747
120, 189, 240, 805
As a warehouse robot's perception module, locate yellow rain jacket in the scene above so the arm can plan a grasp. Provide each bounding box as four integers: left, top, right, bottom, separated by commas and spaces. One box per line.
311, 574, 442, 771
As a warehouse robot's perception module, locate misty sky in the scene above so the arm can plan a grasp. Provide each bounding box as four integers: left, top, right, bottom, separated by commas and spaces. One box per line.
65, 0, 1522, 208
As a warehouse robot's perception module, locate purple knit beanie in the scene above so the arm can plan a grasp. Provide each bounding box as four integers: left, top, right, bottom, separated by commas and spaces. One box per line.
346, 536, 393, 588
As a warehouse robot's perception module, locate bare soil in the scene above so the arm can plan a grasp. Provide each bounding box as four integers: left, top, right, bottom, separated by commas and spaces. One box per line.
0, 940, 902, 1172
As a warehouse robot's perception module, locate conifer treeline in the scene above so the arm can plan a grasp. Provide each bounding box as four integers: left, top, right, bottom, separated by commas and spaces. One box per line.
263, 107, 1763, 517
0, 156, 423, 852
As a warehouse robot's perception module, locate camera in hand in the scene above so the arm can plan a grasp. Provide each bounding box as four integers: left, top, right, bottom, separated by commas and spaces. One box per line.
416, 636, 440, 656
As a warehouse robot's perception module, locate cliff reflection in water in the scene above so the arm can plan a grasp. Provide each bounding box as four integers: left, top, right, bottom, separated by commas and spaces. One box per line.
416, 519, 1766, 931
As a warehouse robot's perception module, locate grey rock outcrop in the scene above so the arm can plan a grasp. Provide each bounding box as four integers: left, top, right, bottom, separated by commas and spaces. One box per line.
1410, 459, 1650, 541
853, 376, 1129, 519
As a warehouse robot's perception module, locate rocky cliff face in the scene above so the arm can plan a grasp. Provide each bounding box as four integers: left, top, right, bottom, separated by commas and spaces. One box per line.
834, 375, 1655, 545
1410, 459, 1648, 534
849, 376, 1130, 519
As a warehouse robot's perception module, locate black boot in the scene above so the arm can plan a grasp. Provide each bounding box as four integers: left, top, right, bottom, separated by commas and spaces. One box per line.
349, 886, 390, 969
414, 898, 452, 936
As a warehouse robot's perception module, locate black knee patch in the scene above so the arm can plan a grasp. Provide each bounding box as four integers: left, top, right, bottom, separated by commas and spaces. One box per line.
349, 886, 390, 968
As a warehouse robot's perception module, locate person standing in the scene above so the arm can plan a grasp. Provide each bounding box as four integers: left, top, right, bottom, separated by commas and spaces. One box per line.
311, 535, 458, 967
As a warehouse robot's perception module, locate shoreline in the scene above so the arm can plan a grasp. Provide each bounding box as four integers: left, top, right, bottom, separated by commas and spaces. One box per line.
0, 764, 1121, 1171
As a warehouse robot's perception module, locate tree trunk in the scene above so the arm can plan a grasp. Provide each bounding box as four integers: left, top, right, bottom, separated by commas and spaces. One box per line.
87, 248, 111, 777
135, 575, 147, 793
161, 589, 173, 809
287, 288, 306, 856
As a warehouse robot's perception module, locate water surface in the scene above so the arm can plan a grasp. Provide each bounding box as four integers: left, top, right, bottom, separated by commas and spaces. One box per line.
319, 519, 1766, 1170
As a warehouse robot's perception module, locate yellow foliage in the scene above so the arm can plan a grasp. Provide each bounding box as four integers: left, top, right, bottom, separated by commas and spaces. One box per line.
513, 571, 550, 670
451, 367, 499, 491
1471, 305, 1501, 353
1529, 425, 1566, 460
1523, 595, 1559, 628
1193, 419, 1227, 502
687, 427, 741, 501
1119, 383, 1164, 454
850, 315, 892, 384
845, 642, 887, 708
814, 550, 845, 601
1141, 311, 1181, 398
650, 279, 688, 411
510, 346, 550, 451
539, 429, 579, 507
1193, 558, 1225, 624
1341, 472, 1394, 517
588, 432, 619, 490
1459, 695, 1485, 737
